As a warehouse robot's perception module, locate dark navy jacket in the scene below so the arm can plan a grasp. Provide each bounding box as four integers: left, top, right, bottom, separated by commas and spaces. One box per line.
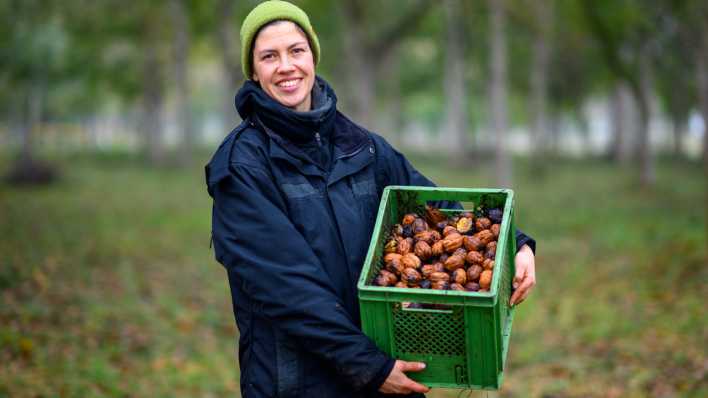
206, 78, 534, 398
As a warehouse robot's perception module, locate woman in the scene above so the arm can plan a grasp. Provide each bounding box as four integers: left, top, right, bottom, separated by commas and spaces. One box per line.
205, 1, 536, 397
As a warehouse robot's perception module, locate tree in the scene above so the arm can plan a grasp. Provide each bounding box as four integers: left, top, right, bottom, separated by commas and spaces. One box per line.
581, 0, 661, 186
488, 0, 512, 187
442, 0, 469, 157
171, 0, 193, 163
337, 0, 433, 130
528, 0, 553, 158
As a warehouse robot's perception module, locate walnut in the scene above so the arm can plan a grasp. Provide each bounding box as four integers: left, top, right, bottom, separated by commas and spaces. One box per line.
391, 224, 404, 237
431, 281, 450, 290
482, 258, 495, 270
453, 247, 467, 258
450, 283, 466, 291
385, 258, 404, 275
420, 264, 437, 278
432, 262, 445, 273
425, 205, 448, 225
456, 217, 473, 234
465, 250, 484, 265
429, 272, 450, 283
464, 282, 480, 292
473, 230, 494, 246
384, 253, 402, 264
384, 239, 398, 254
402, 213, 417, 226
430, 230, 442, 242
491, 224, 500, 238
475, 217, 492, 231
444, 254, 465, 271
397, 238, 413, 255
413, 218, 429, 234
442, 234, 463, 253
467, 264, 483, 281
414, 230, 434, 245
479, 270, 493, 290
394, 281, 408, 288
414, 241, 432, 260
402, 268, 422, 285
430, 241, 443, 257
463, 236, 484, 252
402, 253, 422, 269
484, 247, 496, 260
442, 225, 458, 237
452, 268, 467, 285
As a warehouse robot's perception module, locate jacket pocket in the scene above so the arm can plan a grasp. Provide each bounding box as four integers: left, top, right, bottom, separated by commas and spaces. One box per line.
274, 329, 303, 398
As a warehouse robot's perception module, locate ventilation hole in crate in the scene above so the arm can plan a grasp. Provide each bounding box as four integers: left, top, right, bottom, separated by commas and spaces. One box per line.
392, 304, 466, 356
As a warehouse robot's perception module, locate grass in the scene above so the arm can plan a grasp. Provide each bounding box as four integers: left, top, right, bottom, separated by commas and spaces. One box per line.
1, 151, 706, 397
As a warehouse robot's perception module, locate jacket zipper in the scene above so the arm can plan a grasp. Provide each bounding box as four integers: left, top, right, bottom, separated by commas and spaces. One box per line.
315, 131, 322, 147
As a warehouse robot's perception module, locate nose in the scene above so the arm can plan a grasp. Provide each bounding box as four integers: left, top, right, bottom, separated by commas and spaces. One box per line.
277, 54, 296, 73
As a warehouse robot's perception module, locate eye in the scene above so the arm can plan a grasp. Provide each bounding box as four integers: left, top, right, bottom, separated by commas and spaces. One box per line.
261, 53, 275, 61
292, 47, 306, 54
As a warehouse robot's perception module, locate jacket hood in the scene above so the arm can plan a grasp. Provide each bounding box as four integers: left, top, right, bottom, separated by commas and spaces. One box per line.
235, 76, 337, 145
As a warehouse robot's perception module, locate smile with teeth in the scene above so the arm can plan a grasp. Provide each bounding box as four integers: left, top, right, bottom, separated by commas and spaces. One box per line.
277, 79, 300, 88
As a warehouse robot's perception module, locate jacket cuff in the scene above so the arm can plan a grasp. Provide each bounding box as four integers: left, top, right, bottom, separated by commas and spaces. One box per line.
363, 356, 396, 392
515, 231, 536, 254
516, 232, 536, 255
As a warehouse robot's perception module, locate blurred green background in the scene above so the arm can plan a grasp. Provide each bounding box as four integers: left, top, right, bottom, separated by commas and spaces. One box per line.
1, 0, 706, 397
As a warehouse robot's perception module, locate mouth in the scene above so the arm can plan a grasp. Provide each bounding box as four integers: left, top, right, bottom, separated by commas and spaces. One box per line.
276, 78, 302, 89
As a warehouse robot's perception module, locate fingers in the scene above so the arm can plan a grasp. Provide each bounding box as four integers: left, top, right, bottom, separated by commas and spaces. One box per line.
399, 361, 426, 373
510, 274, 536, 306
380, 361, 431, 395
512, 262, 526, 289
406, 379, 431, 393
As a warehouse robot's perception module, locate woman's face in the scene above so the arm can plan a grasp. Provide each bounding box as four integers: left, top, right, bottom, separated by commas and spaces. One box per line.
251, 21, 315, 112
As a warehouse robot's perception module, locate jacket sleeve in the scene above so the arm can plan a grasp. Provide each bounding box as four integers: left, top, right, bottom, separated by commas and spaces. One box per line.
210, 161, 394, 392
375, 137, 536, 254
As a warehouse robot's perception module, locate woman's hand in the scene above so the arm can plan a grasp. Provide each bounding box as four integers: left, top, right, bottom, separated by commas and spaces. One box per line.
510, 244, 536, 306
378, 360, 430, 395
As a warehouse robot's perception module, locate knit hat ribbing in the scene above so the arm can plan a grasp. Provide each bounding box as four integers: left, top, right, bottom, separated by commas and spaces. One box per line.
240, 1, 320, 79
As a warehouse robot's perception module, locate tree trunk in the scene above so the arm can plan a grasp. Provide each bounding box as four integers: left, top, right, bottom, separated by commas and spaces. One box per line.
217, 0, 241, 129
696, 36, 708, 170
696, 33, 708, 252
378, 48, 404, 146
338, 0, 432, 132
22, 82, 44, 165
636, 43, 655, 186
671, 116, 685, 158
171, 0, 192, 163
442, 0, 468, 157
338, 1, 375, 129
489, 0, 512, 187
530, 0, 552, 158
609, 83, 629, 163
142, 38, 165, 165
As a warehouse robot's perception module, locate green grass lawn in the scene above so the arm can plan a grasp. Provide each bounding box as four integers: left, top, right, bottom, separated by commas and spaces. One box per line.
1, 151, 706, 397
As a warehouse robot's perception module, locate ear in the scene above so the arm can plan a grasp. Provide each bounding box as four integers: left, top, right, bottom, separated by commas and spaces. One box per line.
252, 71, 259, 82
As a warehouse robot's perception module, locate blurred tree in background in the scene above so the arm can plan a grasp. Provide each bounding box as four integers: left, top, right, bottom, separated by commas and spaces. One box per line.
2, 0, 706, 175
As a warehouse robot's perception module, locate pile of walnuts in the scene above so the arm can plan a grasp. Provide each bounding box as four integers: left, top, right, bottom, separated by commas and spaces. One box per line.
372, 205, 504, 292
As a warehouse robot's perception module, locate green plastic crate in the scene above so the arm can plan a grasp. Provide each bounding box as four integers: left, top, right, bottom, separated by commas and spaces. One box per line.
357, 186, 517, 390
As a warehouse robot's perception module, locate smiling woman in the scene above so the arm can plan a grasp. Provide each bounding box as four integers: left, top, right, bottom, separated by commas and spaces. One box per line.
205, 1, 535, 397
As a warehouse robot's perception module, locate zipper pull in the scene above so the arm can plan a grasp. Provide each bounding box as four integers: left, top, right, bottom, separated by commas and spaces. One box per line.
315, 131, 322, 147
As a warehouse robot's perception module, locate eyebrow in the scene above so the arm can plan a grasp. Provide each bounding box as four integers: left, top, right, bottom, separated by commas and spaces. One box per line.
256, 41, 308, 57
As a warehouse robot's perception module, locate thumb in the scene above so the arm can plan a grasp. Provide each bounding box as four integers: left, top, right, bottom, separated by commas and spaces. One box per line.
399, 361, 426, 373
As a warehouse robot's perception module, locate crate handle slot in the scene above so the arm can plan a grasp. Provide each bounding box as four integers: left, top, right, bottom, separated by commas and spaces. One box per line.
400, 305, 454, 315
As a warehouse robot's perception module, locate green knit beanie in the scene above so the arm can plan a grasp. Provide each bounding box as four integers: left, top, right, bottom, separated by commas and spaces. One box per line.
240, 0, 321, 79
